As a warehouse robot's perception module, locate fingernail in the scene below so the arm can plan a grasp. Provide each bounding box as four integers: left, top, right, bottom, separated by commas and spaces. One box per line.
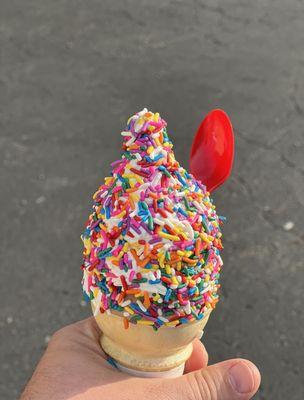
228, 361, 255, 394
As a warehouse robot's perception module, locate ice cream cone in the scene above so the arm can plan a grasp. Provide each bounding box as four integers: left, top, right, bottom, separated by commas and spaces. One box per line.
92, 303, 211, 377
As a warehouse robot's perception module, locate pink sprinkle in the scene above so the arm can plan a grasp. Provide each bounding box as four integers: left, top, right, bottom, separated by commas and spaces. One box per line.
129, 270, 136, 281
113, 186, 123, 193
99, 229, 108, 246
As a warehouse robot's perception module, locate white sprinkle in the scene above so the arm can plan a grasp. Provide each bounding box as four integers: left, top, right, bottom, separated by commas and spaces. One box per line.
151, 173, 161, 188
7, 316, 13, 324
138, 108, 148, 116
154, 218, 165, 226
193, 200, 204, 213
201, 285, 211, 294
181, 220, 194, 240
283, 221, 294, 231
157, 308, 163, 316
184, 302, 191, 315
121, 300, 131, 307
123, 312, 130, 317
137, 300, 147, 312
134, 153, 142, 161
126, 136, 136, 146
157, 298, 163, 303
177, 275, 182, 283
164, 219, 175, 229
148, 272, 156, 281
158, 316, 169, 323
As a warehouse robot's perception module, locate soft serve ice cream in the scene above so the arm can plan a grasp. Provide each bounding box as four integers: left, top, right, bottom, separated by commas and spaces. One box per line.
81, 109, 224, 331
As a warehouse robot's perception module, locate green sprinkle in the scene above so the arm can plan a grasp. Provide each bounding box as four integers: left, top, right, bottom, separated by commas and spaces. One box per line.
183, 197, 191, 210
148, 215, 154, 230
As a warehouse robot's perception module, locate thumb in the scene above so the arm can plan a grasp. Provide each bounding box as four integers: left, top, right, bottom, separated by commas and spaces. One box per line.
156, 359, 261, 400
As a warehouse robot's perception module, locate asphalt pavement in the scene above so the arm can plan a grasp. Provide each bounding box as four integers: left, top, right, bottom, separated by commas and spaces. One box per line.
1, 1, 303, 399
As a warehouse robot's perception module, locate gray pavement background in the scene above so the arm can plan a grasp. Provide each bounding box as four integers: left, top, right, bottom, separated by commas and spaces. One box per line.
1, 1, 304, 399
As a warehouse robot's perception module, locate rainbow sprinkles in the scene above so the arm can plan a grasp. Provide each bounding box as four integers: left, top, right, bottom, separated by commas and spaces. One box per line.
81, 108, 224, 330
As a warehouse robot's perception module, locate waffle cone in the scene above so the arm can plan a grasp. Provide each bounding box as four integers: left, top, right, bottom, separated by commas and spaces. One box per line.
92, 303, 211, 374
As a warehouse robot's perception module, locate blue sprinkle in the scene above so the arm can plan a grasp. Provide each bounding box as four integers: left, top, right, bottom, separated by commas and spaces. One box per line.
164, 288, 172, 302
105, 206, 110, 219
152, 154, 164, 161
175, 172, 187, 186
178, 207, 188, 217
180, 318, 189, 324
188, 287, 197, 296
83, 291, 90, 303
149, 279, 161, 284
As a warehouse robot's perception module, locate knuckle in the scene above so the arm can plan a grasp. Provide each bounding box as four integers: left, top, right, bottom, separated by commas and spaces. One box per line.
189, 369, 219, 400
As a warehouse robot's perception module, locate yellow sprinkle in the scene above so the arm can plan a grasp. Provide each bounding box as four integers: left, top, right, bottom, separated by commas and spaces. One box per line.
176, 262, 182, 271
171, 276, 178, 286
205, 275, 210, 282
137, 320, 154, 325
200, 233, 212, 244
115, 210, 126, 219
154, 138, 161, 147
147, 146, 154, 154
124, 174, 144, 184
154, 112, 160, 121
158, 253, 165, 268
159, 232, 180, 241
140, 269, 152, 274
105, 177, 114, 184
177, 250, 185, 256
165, 320, 179, 327
124, 307, 135, 315
153, 294, 160, 302
179, 231, 188, 240
165, 265, 171, 275
83, 238, 91, 255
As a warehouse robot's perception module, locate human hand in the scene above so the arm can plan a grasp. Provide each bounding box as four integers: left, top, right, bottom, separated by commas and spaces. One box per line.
20, 318, 260, 400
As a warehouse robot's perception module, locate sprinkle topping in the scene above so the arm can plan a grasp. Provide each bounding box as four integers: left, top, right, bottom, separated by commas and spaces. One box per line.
81, 109, 224, 330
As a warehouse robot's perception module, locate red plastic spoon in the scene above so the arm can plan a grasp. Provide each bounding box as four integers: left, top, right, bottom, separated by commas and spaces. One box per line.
189, 109, 234, 192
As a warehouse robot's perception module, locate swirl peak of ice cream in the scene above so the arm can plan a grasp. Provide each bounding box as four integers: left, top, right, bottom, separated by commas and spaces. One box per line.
81, 109, 224, 330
